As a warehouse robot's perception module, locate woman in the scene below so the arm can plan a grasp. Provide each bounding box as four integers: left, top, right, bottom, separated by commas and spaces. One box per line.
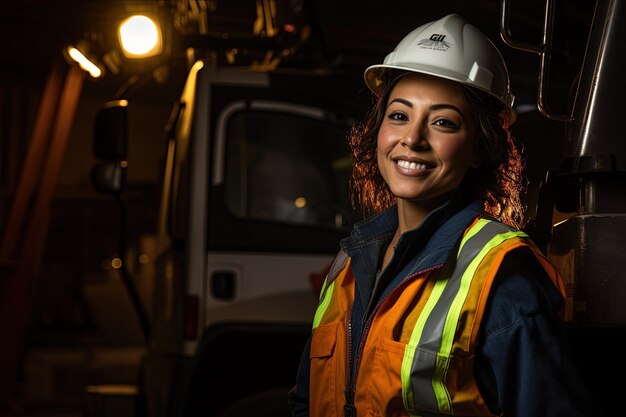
289, 14, 601, 417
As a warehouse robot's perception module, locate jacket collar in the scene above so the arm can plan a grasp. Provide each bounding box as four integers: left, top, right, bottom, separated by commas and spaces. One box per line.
341, 194, 485, 275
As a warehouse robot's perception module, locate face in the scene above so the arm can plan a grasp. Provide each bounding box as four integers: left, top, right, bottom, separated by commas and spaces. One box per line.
377, 73, 478, 210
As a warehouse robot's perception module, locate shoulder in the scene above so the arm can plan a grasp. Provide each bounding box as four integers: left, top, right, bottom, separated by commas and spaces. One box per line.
475, 247, 603, 417
480, 247, 564, 338
326, 249, 350, 285
462, 216, 526, 250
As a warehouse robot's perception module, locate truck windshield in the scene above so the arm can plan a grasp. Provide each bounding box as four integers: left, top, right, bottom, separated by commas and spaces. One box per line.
223, 105, 354, 231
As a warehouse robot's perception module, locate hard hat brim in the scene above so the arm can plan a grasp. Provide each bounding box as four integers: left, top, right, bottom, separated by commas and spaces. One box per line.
364, 64, 517, 124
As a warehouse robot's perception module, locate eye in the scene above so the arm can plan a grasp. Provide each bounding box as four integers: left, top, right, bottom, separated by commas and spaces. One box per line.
432, 118, 458, 129
387, 111, 408, 122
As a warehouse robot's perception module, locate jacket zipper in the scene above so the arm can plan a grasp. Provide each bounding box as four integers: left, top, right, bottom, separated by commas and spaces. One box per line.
344, 263, 444, 417
344, 308, 355, 417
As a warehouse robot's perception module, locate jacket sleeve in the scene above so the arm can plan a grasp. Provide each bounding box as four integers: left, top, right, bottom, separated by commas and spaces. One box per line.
288, 336, 311, 417
474, 247, 606, 417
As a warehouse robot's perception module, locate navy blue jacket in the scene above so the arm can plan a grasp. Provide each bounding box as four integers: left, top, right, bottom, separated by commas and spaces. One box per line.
289, 196, 604, 417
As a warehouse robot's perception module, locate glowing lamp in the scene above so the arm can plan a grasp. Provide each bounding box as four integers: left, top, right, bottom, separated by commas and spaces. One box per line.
118, 15, 162, 58
66, 46, 103, 78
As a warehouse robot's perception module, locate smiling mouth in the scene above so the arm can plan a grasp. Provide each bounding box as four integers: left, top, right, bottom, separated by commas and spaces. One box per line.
396, 159, 434, 170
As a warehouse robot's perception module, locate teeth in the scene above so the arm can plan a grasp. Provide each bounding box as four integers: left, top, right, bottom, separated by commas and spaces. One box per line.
397, 160, 428, 170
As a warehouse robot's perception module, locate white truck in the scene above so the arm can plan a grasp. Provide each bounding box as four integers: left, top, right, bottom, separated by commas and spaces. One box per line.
132, 60, 360, 417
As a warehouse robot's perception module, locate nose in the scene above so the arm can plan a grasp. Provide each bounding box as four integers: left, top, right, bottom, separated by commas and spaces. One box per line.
401, 124, 428, 150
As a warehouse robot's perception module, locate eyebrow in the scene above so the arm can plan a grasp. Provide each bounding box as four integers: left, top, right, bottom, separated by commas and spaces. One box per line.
388, 98, 464, 115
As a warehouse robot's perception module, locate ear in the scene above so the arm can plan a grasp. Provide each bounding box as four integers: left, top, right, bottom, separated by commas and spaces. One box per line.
498, 108, 516, 127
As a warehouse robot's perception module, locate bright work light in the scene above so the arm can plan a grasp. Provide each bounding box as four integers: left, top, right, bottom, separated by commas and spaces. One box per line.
118, 15, 162, 58
66, 46, 103, 78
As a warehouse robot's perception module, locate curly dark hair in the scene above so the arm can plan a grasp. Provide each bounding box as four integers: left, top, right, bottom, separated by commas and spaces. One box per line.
348, 72, 526, 228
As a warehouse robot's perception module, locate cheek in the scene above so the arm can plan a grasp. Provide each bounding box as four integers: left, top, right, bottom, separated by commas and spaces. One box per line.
439, 137, 476, 166
377, 125, 393, 149
376, 140, 387, 173
376, 131, 392, 180
376, 129, 392, 160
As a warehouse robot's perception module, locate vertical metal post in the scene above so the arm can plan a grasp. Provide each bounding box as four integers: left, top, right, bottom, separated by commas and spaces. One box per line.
0, 61, 85, 408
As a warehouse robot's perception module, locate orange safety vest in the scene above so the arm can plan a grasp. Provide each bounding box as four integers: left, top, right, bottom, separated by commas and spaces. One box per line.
309, 217, 564, 417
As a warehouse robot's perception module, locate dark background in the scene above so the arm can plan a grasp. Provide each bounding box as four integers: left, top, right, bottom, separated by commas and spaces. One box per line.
0, 1, 599, 416
0, 0, 595, 108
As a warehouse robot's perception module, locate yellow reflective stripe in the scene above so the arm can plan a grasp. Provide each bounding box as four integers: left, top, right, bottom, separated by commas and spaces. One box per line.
401, 219, 488, 413
432, 229, 527, 412
312, 280, 335, 329
459, 218, 489, 254
432, 353, 452, 413
401, 274, 446, 414
318, 277, 329, 301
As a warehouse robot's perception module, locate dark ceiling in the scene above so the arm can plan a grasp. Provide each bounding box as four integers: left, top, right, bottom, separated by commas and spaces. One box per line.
0, 0, 596, 111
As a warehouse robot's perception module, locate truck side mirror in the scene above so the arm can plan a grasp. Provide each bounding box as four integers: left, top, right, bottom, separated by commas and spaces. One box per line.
91, 100, 129, 193
90, 162, 126, 193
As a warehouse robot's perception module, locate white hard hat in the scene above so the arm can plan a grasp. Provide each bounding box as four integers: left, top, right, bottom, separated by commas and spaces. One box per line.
364, 14, 515, 112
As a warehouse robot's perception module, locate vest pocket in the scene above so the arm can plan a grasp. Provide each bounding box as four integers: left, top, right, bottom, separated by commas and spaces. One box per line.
310, 322, 339, 417
376, 339, 457, 415
368, 339, 409, 414
311, 322, 337, 357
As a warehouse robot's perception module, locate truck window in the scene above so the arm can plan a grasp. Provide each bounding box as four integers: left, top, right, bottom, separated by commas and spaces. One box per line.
221, 101, 353, 231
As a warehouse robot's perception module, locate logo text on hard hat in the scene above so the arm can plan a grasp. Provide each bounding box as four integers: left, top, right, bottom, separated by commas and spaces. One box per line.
417, 34, 451, 51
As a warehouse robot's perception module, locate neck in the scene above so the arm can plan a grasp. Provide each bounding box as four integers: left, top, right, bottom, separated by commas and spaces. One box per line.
396, 200, 429, 234
395, 188, 467, 233
396, 195, 453, 233
381, 197, 449, 271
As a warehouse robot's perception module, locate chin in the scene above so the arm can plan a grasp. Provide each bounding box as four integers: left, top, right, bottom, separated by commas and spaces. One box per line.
396, 190, 455, 206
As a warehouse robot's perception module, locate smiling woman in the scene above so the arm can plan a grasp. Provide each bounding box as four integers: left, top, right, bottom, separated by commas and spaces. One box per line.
352, 68, 526, 230
376, 73, 478, 224
288, 13, 603, 417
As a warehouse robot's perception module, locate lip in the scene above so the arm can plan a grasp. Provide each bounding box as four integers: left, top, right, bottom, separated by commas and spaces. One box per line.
392, 155, 434, 165
393, 157, 435, 176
